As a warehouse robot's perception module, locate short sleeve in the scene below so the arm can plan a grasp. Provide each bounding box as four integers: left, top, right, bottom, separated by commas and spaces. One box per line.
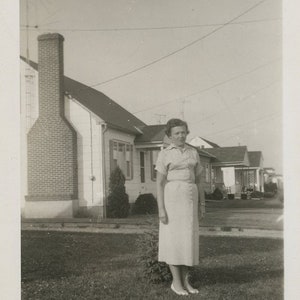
155, 150, 167, 175
195, 152, 204, 177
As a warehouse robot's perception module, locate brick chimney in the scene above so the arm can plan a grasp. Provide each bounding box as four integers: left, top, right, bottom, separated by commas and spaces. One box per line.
25, 33, 78, 218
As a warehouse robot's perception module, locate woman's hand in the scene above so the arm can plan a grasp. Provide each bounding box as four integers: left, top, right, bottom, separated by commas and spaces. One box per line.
159, 209, 168, 224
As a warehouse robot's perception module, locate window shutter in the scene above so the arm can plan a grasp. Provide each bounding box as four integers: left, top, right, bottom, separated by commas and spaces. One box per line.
109, 140, 114, 174
130, 144, 134, 180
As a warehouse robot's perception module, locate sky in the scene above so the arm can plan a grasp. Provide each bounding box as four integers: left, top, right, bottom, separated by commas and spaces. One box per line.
20, 0, 282, 173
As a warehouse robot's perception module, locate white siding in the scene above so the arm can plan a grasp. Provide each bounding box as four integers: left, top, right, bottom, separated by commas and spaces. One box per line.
20, 61, 39, 213
65, 98, 104, 207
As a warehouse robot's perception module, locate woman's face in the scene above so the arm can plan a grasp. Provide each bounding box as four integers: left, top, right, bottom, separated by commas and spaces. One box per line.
169, 126, 187, 147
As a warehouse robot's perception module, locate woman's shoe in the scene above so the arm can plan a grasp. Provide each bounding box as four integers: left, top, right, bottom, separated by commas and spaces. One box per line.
184, 276, 199, 294
171, 283, 189, 296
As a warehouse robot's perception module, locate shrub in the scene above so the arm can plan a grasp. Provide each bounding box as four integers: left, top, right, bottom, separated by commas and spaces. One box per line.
136, 229, 172, 283
263, 191, 275, 198
132, 193, 158, 215
264, 182, 278, 194
227, 193, 235, 200
241, 193, 247, 200
205, 192, 212, 200
251, 191, 264, 198
107, 166, 130, 218
211, 187, 224, 200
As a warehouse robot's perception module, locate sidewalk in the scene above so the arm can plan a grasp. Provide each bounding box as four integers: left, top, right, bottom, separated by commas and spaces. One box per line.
21, 208, 284, 239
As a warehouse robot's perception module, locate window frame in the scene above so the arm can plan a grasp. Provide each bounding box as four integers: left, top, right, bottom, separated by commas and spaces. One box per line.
110, 139, 133, 180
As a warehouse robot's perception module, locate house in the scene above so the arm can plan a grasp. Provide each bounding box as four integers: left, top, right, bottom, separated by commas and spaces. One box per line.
235, 151, 264, 192
204, 146, 250, 196
20, 33, 214, 219
189, 136, 220, 149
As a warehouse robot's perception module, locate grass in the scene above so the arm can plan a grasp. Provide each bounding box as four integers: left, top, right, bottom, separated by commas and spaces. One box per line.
205, 195, 283, 210
21, 231, 283, 300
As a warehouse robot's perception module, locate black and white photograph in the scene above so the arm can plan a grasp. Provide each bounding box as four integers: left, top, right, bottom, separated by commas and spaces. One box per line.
1, 0, 300, 299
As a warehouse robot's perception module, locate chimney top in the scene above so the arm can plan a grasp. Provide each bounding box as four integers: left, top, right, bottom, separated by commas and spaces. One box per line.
38, 33, 64, 42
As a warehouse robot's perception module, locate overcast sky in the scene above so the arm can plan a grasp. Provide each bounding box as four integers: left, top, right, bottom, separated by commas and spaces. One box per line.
20, 0, 282, 173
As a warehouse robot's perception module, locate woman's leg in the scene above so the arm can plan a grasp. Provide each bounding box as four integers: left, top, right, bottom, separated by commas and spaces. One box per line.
181, 265, 199, 293
169, 265, 186, 292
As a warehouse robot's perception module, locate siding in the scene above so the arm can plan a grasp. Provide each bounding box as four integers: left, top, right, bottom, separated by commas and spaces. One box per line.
65, 98, 104, 207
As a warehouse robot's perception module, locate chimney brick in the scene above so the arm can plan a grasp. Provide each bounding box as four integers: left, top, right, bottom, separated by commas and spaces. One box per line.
26, 33, 77, 203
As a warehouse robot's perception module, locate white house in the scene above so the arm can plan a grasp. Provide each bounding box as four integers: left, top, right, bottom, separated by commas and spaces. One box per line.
21, 33, 166, 219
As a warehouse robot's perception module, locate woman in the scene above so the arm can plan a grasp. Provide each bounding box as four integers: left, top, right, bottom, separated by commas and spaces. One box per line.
155, 118, 205, 296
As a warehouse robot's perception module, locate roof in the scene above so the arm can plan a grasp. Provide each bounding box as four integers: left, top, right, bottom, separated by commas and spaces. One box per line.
204, 146, 249, 166
200, 137, 220, 148
248, 151, 263, 168
21, 57, 146, 135
134, 124, 166, 143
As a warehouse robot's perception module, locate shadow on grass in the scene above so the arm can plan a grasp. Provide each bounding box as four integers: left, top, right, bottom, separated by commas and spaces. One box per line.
191, 265, 283, 286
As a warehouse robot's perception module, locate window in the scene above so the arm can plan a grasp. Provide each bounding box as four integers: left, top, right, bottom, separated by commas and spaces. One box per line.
110, 140, 133, 180
140, 151, 145, 183
150, 150, 159, 181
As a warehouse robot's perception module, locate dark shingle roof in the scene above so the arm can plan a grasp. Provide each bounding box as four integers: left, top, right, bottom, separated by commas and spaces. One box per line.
248, 151, 263, 167
204, 146, 249, 165
21, 57, 146, 135
200, 137, 220, 148
134, 124, 166, 143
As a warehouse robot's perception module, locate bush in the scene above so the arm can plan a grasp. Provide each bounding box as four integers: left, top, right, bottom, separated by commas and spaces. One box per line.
263, 191, 275, 198
211, 187, 224, 200
107, 166, 130, 218
251, 191, 264, 198
264, 182, 278, 194
227, 193, 235, 200
136, 229, 172, 283
205, 191, 212, 200
132, 193, 158, 215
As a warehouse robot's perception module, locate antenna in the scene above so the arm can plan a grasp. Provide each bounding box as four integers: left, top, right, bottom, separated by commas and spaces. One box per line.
179, 99, 190, 120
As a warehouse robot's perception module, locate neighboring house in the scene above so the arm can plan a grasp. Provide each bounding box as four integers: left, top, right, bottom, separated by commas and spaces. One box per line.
235, 151, 264, 192
189, 136, 220, 149
20, 33, 213, 219
204, 146, 250, 196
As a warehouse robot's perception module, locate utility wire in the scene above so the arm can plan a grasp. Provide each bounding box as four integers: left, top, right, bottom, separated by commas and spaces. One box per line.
52, 0, 267, 89
20, 17, 280, 31
204, 111, 282, 138
132, 57, 281, 114
189, 79, 281, 125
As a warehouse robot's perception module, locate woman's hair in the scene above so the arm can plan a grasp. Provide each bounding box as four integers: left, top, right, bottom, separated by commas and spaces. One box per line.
165, 118, 190, 137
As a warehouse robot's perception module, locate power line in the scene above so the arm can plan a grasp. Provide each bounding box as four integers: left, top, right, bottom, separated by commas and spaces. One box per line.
132, 57, 281, 114
56, 0, 267, 89
203, 111, 282, 138
189, 79, 281, 125
20, 17, 281, 32
215, 112, 282, 145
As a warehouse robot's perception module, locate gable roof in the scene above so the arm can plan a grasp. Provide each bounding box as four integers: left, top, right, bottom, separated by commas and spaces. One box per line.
20, 56, 146, 135
248, 151, 263, 168
134, 124, 166, 143
200, 137, 220, 148
204, 146, 249, 166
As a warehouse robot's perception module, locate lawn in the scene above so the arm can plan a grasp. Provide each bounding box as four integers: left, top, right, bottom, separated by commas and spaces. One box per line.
21, 231, 283, 300
205, 196, 283, 210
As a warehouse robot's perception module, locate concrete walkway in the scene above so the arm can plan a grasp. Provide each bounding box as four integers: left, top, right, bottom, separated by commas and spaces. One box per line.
22, 208, 284, 239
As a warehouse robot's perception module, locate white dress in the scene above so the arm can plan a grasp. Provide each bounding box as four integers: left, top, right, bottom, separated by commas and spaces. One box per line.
155, 143, 203, 266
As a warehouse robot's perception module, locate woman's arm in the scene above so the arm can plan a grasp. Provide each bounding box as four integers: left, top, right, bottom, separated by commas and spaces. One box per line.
196, 174, 205, 219
156, 172, 168, 224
